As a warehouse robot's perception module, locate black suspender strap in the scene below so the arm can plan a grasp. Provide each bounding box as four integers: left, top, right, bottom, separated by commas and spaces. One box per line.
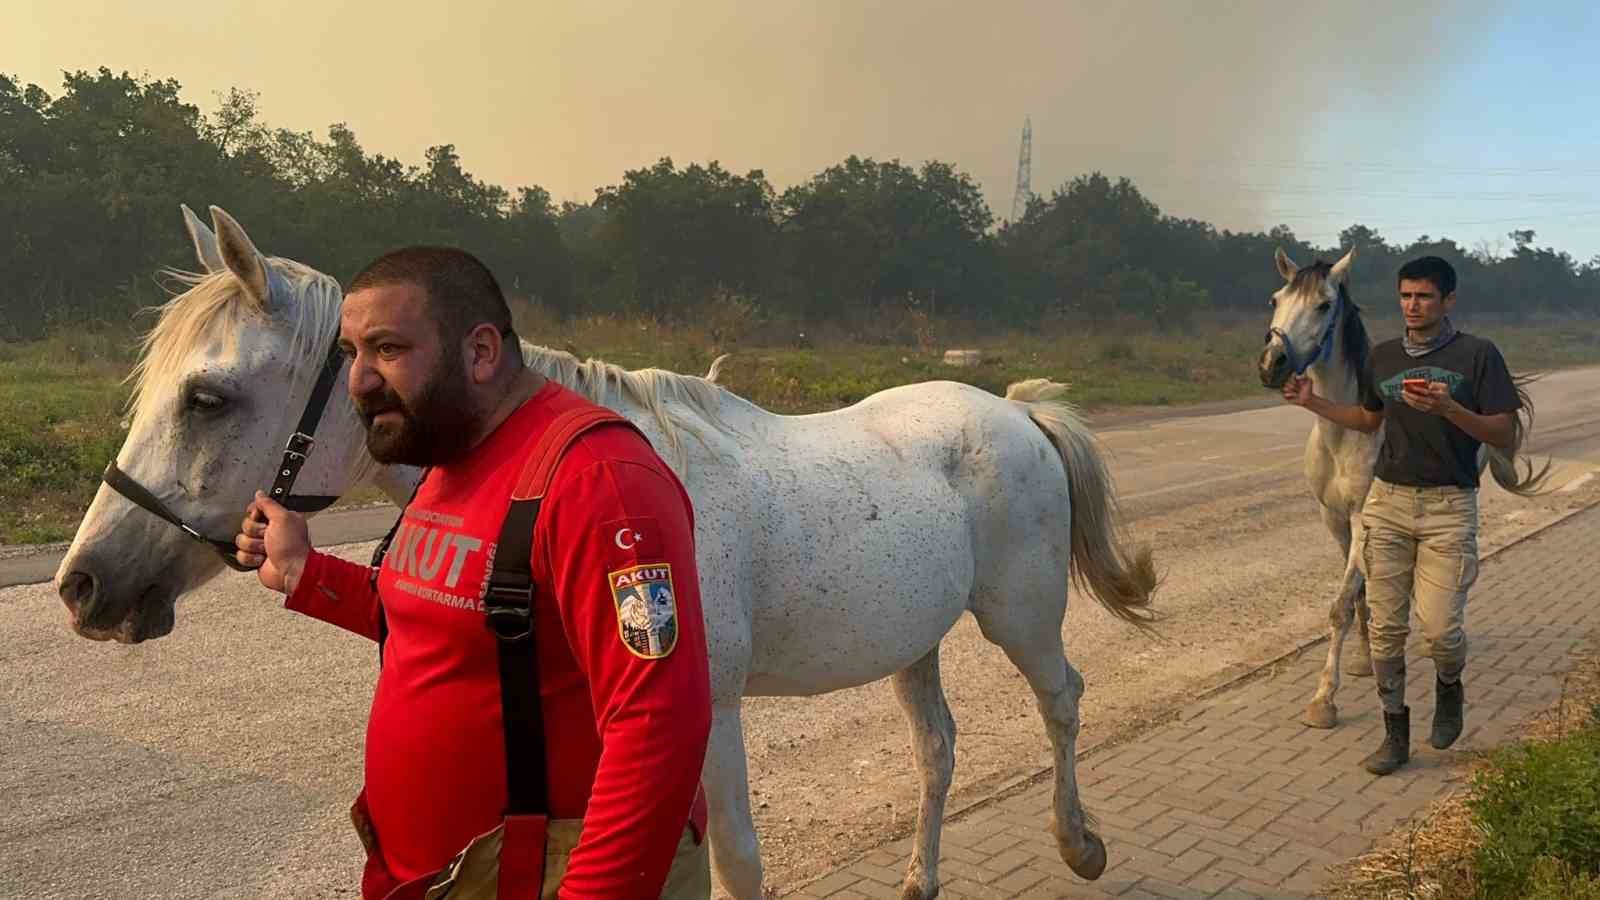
486, 405, 635, 818
485, 497, 547, 816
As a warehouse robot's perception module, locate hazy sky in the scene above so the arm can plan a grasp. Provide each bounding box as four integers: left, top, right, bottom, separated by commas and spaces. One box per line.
8, 0, 1600, 261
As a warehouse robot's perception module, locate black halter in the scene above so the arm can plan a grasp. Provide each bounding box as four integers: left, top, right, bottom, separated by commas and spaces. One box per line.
102, 341, 347, 573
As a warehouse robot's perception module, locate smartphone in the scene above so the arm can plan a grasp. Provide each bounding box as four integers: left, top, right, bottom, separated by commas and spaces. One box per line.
1402, 378, 1429, 392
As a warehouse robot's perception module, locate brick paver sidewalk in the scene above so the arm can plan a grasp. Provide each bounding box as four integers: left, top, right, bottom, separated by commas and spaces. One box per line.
787, 503, 1600, 900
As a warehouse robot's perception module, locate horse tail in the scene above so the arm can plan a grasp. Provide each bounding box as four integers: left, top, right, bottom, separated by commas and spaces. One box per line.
705, 353, 731, 384
1005, 378, 1159, 628
1484, 371, 1555, 497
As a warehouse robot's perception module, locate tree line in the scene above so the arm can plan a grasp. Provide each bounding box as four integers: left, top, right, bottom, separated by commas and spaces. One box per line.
3, 67, 1597, 342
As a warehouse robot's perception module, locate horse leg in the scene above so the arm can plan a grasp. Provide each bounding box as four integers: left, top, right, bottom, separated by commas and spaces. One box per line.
1304, 543, 1364, 728
704, 702, 765, 899
890, 647, 956, 900
1322, 505, 1371, 678
978, 615, 1105, 880
1344, 575, 1374, 677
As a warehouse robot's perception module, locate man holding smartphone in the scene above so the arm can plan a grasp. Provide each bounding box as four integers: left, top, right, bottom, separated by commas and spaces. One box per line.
1281, 256, 1523, 775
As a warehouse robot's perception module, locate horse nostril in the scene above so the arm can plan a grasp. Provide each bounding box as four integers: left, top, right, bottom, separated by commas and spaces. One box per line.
1259, 353, 1288, 384
60, 571, 96, 616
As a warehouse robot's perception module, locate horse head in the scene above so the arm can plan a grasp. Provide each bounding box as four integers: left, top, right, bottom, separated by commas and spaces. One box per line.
52, 206, 400, 643
1259, 246, 1357, 390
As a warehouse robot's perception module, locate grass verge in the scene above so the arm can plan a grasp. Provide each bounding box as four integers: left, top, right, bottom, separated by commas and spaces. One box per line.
4, 310, 1599, 546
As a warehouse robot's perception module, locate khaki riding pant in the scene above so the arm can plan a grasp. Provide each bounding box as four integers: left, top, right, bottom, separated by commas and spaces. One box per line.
1359, 479, 1479, 677
423, 818, 710, 899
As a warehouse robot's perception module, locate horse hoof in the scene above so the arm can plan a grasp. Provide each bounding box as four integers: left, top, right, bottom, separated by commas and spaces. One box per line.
1064, 830, 1107, 881
1302, 701, 1338, 729
1344, 654, 1374, 677
900, 882, 938, 900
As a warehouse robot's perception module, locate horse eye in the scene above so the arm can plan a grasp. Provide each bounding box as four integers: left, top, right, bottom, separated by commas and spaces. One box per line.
1317, 301, 1332, 312
187, 389, 227, 413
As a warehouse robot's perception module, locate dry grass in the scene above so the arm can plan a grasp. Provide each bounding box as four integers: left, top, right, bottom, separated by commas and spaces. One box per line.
5, 306, 1600, 545
1324, 634, 1600, 900
1326, 784, 1483, 899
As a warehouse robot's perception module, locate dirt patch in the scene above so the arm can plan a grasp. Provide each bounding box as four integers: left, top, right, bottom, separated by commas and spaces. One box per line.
1080, 393, 1279, 429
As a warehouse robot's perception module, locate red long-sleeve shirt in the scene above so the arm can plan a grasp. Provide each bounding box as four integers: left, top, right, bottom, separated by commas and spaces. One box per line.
286, 380, 712, 899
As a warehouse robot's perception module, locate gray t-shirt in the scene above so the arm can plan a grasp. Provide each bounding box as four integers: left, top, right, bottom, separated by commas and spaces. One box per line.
1359, 332, 1521, 489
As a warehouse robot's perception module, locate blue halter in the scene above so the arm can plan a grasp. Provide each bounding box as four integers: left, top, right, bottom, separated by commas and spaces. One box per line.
1268, 288, 1344, 376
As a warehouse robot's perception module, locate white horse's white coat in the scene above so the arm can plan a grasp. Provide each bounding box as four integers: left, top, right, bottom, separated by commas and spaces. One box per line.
56, 207, 1158, 899
1259, 249, 1379, 729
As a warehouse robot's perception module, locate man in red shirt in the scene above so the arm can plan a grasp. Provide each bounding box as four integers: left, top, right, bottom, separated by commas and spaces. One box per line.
233, 246, 713, 899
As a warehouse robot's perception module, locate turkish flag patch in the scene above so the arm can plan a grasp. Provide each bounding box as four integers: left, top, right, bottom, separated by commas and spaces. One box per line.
601, 517, 659, 557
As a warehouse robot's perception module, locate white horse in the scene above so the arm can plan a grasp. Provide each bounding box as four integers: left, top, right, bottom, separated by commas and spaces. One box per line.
1257, 247, 1550, 730
55, 205, 1159, 900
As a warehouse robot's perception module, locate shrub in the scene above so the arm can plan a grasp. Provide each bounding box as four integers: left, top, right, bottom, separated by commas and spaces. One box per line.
1466, 710, 1600, 898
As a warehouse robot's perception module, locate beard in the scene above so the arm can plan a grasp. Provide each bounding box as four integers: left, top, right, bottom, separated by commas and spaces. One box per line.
355, 369, 480, 466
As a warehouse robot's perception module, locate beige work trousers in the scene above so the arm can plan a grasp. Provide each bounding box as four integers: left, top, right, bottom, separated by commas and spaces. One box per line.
1359, 478, 1480, 677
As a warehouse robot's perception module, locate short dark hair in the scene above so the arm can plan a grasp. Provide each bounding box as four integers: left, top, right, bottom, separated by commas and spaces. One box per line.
1397, 256, 1457, 298
349, 246, 515, 345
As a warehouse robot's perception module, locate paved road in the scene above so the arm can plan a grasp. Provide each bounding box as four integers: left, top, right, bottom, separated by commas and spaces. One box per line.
3, 369, 1598, 899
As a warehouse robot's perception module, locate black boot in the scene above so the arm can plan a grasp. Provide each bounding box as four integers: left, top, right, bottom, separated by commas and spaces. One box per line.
1364, 706, 1411, 775
1431, 677, 1464, 749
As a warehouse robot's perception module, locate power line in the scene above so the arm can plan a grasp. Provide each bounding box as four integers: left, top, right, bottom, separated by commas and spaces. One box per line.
1127, 173, 1600, 202
1252, 209, 1600, 228
1034, 142, 1600, 178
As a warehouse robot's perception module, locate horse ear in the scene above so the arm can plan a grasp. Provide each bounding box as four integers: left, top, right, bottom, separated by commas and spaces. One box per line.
1330, 246, 1356, 283
1274, 247, 1299, 282
210, 205, 271, 308
181, 204, 224, 273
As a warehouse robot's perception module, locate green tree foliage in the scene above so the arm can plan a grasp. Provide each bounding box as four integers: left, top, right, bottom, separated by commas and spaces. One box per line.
2, 67, 1597, 341
592, 158, 777, 316
777, 156, 996, 318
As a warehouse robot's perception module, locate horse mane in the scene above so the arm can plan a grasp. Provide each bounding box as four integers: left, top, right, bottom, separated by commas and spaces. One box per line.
125, 260, 345, 426
1335, 281, 1376, 403
519, 343, 740, 468
1288, 259, 1333, 295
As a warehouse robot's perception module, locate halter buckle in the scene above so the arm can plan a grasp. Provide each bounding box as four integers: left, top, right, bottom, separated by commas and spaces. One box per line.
284, 431, 315, 461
